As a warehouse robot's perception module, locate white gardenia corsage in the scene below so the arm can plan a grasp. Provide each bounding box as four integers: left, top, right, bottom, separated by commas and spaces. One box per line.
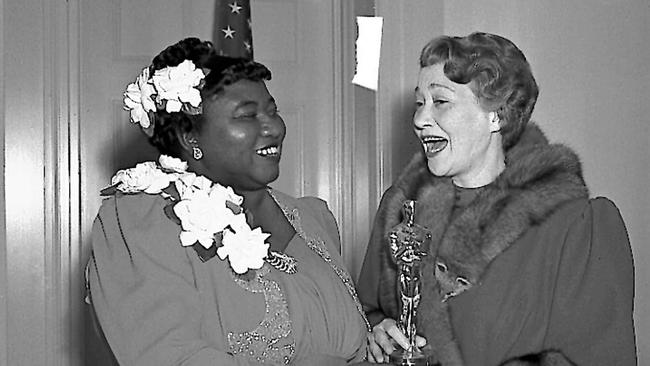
173, 184, 240, 249
111, 161, 176, 194
152, 59, 204, 113
159, 154, 188, 173
218, 213, 271, 274
172, 180, 269, 273
105, 155, 271, 274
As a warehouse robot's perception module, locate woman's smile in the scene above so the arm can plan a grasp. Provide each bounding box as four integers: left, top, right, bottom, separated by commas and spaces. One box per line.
255, 144, 282, 160
421, 135, 448, 156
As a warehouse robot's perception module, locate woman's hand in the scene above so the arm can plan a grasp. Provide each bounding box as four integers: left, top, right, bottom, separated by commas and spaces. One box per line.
366, 318, 427, 363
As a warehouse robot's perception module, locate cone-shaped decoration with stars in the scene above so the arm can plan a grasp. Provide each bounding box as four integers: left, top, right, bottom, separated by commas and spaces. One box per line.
213, 0, 254, 59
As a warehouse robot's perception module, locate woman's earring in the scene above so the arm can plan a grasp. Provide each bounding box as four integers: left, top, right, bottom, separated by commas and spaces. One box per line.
192, 146, 203, 160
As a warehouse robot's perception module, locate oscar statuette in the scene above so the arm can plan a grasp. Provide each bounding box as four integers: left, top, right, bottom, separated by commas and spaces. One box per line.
388, 200, 431, 366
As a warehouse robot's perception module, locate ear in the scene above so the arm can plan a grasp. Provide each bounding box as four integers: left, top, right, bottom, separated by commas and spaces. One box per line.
178, 131, 198, 154
488, 111, 501, 133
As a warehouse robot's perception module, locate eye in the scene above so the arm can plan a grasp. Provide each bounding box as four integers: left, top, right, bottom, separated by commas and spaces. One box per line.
415, 100, 424, 108
235, 112, 256, 120
233, 105, 258, 119
436, 261, 447, 273
433, 99, 448, 106
456, 277, 470, 287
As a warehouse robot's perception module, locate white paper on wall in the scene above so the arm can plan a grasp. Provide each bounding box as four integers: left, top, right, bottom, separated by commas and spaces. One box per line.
352, 16, 383, 91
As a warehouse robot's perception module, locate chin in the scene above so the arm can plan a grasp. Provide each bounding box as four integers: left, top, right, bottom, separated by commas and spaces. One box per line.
427, 160, 450, 177
263, 170, 280, 185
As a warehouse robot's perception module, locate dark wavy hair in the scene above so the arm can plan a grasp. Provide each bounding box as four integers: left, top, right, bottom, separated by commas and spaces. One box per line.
419, 32, 538, 149
147, 37, 272, 157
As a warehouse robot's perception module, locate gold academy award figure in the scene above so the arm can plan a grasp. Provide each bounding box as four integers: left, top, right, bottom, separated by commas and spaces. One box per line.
388, 200, 431, 366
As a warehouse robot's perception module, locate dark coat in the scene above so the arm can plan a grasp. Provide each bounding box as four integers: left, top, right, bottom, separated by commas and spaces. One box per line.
357, 123, 637, 366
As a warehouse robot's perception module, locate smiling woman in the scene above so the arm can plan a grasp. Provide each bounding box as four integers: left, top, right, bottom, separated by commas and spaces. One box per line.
358, 32, 636, 366
85, 37, 370, 366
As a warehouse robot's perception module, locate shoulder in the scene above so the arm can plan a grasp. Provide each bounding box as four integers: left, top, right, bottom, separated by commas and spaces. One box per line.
550, 196, 627, 232
270, 190, 342, 250
536, 196, 632, 273
96, 191, 171, 229
93, 192, 187, 260
505, 196, 631, 273
297, 196, 330, 213
270, 189, 332, 217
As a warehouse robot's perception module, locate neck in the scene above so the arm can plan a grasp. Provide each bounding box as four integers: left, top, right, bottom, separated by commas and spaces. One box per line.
184, 158, 270, 211
238, 188, 269, 211
452, 134, 505, 188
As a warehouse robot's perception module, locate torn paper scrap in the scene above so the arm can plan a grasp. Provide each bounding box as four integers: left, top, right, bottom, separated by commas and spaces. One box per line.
352, 16, 383, 91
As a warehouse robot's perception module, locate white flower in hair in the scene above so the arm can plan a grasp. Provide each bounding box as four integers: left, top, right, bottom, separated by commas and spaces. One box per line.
111, 161, 175, 194
123, 67, 156, 128
218, 213, 271, 274
152, 60, 205, 113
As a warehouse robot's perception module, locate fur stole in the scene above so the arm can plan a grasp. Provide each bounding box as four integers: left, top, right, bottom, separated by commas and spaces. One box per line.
373, 123, 588, 365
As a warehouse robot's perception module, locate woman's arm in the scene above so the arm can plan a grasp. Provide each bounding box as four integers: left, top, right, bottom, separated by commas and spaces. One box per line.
87, 195, 252, 366
547, 197, 637, 365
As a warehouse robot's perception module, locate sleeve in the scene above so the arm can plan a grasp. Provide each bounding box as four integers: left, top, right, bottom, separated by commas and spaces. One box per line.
87, 195, 254, 366
547, 197, 637, 365
356, 186, 405, 327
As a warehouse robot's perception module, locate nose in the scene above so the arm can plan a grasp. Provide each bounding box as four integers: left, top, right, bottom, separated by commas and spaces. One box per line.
260, 114, 286, 138
413, 109, 435, 131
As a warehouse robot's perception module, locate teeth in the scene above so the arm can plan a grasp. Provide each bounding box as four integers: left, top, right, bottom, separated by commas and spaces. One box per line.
256, 146, 280, 156
421, 136, 445, 143
421, 136, 448, 154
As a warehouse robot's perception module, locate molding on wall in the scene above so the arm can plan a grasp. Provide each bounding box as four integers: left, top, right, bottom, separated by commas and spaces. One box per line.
45, 0, 83, 365
334, 0, 358, 276
0, 0, 7, 365
334, 0, 381, 279
332, 0, 346, 252
2, 0, 83, 364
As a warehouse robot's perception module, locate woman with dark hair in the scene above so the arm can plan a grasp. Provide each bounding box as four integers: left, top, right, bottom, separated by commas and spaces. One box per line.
86, 37, 369, 366
358, 32, 636, 365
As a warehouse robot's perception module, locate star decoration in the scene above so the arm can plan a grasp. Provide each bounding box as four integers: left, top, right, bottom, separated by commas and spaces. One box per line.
222, 25, 235, 39
213, 0, 253, 59
229, 2, 243, 14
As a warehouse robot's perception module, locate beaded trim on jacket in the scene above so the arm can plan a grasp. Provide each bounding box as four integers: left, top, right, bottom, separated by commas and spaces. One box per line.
228, 265, 295, 364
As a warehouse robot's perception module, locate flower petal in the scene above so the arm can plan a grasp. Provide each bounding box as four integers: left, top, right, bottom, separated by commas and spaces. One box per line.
165, 99, 182, 113
179, 230, 198, 247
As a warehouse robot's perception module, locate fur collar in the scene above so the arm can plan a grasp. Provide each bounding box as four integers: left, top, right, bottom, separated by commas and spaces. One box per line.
374, 123, 589, 360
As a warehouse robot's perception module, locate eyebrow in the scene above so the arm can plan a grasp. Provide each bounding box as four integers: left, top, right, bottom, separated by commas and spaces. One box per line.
234, 97, 276, 109
415, 83, 455, 93
234, 101, 257, 109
